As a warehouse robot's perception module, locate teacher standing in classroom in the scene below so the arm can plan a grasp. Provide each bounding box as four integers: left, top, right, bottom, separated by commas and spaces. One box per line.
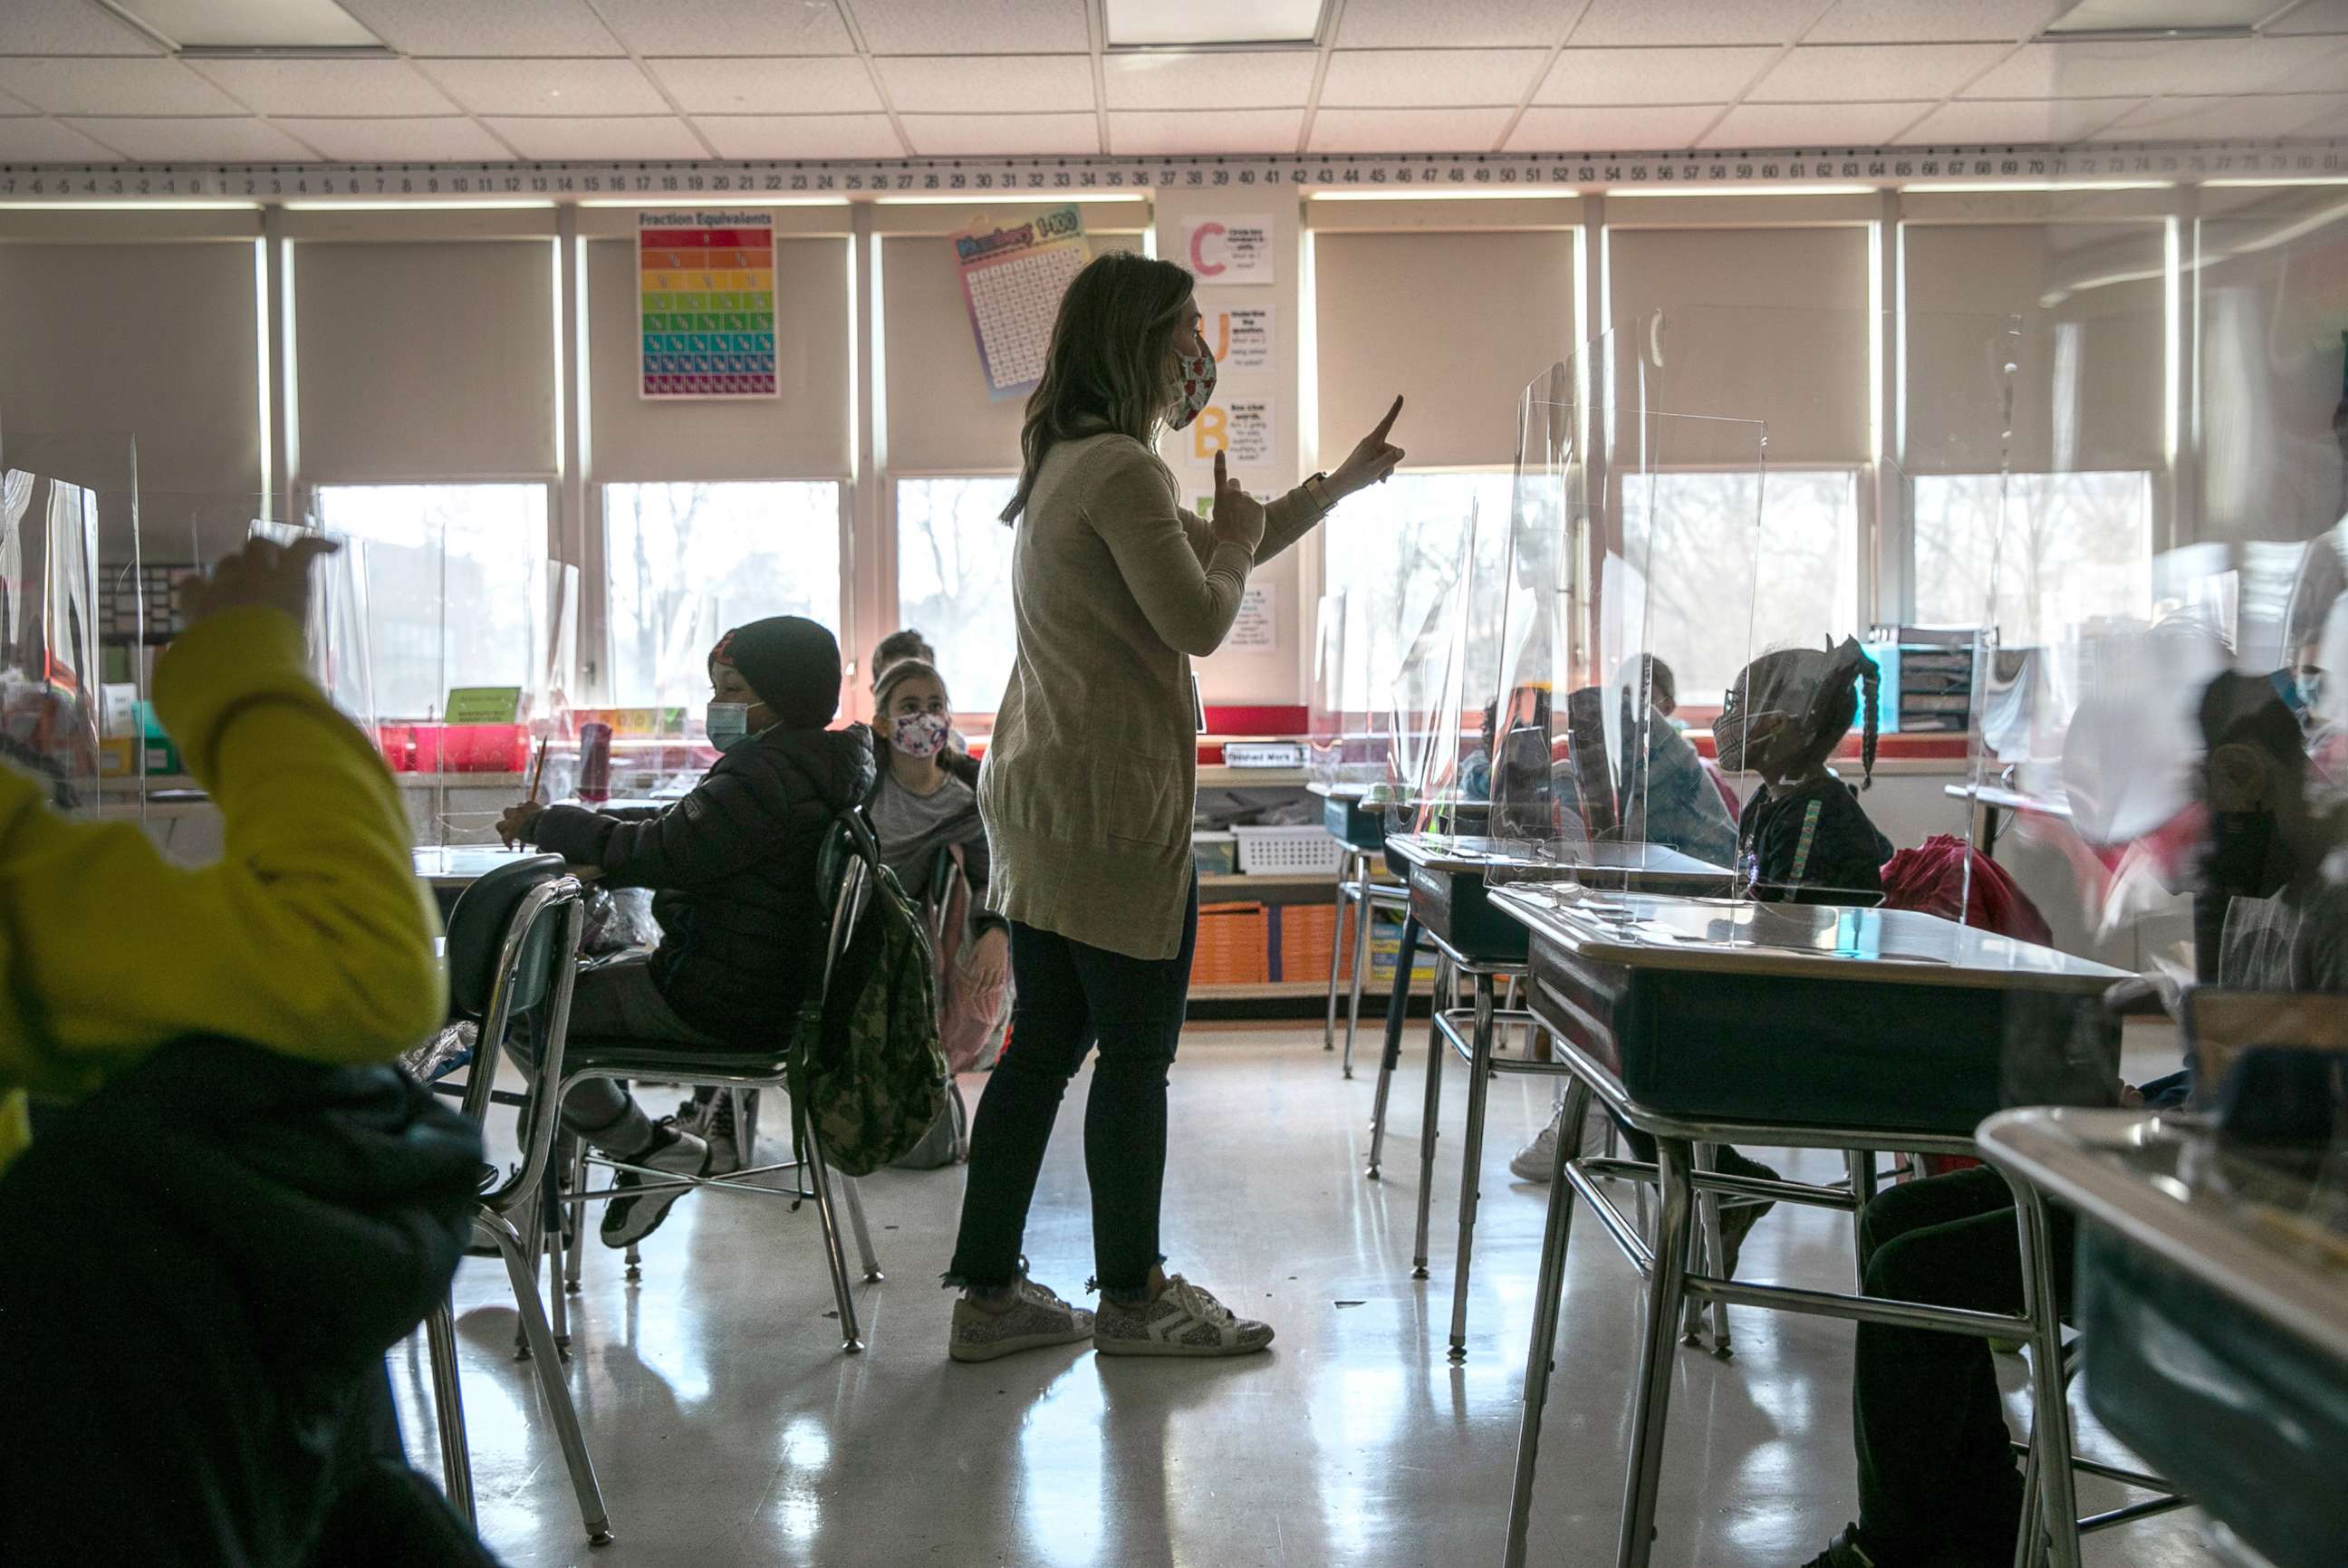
942, 250, 1406, 1362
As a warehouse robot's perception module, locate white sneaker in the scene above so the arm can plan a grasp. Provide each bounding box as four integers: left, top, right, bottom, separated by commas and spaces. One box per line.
948, 1278, 1095, 1363
1509, 1101, 1606, 1183
1093, 1275, 1275, 1358
599, 1119, 711, 1249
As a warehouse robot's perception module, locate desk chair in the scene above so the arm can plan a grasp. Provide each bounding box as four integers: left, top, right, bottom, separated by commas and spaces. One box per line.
1326, 842, 1410, 1080
428, 855, 612, 1546
553, 816, 885, 1352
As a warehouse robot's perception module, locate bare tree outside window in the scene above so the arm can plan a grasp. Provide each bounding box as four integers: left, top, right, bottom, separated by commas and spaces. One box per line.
895, 476, 1019, 714
1912, 472, 2152, 642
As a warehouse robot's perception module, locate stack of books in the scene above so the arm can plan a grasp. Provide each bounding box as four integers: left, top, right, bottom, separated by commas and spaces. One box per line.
1865, 626, 1978, 735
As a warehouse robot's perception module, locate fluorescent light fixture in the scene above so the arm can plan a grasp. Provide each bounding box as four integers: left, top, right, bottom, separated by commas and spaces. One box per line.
1309, 188, 1579, 201
281, 199, 555, 210
0, 199, 259, 209
2039, 0, 2260, 37
1926, 180, 2171, 193
1104, 0, 1323, 48
104, 0, 383, 51
2204, 176, 2348, 188
578, 195, 850, 208
872, 191, 1150, 205
1604, 183, 1875, 197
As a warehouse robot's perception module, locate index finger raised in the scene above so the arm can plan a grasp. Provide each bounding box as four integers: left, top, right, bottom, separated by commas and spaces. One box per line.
1369, 394, 1404, 442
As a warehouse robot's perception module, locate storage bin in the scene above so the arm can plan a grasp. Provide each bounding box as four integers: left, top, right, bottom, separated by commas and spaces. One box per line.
1233, 823, 1344, 876
1193, 901, 1269, 986
1192, 831, 1238, 877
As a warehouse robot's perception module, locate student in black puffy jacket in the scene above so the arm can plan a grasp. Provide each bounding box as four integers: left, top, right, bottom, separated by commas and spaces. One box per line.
499, 615, 875, 1247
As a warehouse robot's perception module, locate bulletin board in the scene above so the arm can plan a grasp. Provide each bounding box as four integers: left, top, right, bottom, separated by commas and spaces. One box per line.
955, 206, 1089, 401
639, 209, 778, 399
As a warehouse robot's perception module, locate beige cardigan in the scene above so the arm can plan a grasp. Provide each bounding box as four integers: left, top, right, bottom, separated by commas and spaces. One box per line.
978, 432, 1323, 960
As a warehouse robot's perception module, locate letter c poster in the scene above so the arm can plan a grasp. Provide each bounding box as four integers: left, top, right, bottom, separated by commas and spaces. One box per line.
1182, 216, 1274, 284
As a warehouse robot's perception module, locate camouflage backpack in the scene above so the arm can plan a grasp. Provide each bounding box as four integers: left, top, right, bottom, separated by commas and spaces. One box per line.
786, 811, 948, 1177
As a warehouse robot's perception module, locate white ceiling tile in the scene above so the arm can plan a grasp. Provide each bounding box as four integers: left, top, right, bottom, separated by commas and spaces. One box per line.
334, 0, 622, 56
0, 57, 240, 115
649, 56, 880, 114
1749, 43, 2012, 102
1320, 48, 1549, 108
2268, 0, 2348, 34
274, 116, 516, 161
876, 54, 1093, 114
423, 59, 669, 117
481, 115, 707, 159
1570, 0, 1824, 48
1536, 47, 1777, 106
1107, 107, 1303, 154
2189, 35, 2348, 94
846, 0, 1090, 56
1962, 41, 2185, 97
1698, 101, 1933, 147
695, 112, 904, 158
0, 116, 127, 160
66, 116, 319, 160
1103, 51, 1318, 110
1506, 102, 1723, 149
593, 0, 854, 55
2092, 91, 2348, 141
1893, 96, 2141, 143
1338, 0, 1567, 48
0, 0, 161, 55
188, 59, 458, 117
1805, 0, 2059, 43
899, 111, 1098, 155
1307, 106, 1516, 153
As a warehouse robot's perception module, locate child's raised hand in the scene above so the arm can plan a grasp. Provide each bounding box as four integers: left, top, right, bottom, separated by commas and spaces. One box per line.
497, 802, 544, 848
185, 535, 338, 630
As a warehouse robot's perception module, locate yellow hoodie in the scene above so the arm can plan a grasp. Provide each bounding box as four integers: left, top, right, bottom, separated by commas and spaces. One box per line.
0, 605, 446, 1176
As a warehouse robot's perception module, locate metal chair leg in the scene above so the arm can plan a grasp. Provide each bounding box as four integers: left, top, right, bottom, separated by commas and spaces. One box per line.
623, 1239, 641, 1280
479, 1211, 614, 1545
799, 1125, 865, 1352
1687, 1142, 1730, 1356
1342, 880, 1376, 1081
842, 1174, 882, 1282
542, 1174, 570, 1350
1504, 1077, 1593, 1568
564, 1140, 588, 1294
424, 1300, 476, 1525
1324, 850, 1354, 1054
734, 1087, 758, 1167
1447, 970, 1498, 1361
1410, 956, 1453, 1277
1847, 1148, 1881, 1288
2014, 1188, 2083, 1568
1366, 910, 1420, 1179
1617, 1140, 1696, 1568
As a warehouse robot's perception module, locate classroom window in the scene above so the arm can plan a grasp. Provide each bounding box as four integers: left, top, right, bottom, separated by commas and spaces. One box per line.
1910, 471, 2153, 640
313, 483, 550, 722
1321, 468, 1516, 707
602, 481, 843, 708
894, 476, 1019, 715
1642, 469, 1862, 706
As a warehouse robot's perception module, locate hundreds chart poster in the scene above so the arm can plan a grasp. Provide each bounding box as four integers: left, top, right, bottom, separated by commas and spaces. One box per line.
955, 207, 1090, 400
639, 210, 778, 399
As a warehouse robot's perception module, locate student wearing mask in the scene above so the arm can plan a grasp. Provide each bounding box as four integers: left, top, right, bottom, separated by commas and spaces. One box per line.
871, 627, 970, 755
869, 657, 1007, 996
1797, 671, 2345, 1568
499, 615, 874, 1248
945, 249, 1406, 1361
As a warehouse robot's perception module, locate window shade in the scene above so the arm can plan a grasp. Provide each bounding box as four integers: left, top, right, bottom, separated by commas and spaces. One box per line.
1606, 226, 1871, 465
296, 240, 556, 481
1314, 230, 1575, 468
588, 236, 852, 481
0, 241, 260, 553
881, 231, 1140, 474
1901, 223, 2166, 475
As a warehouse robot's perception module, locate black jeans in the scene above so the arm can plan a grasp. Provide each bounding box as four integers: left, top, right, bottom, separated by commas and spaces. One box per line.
948, 876, 1198, 1297
1852, 1167, 2074, 1567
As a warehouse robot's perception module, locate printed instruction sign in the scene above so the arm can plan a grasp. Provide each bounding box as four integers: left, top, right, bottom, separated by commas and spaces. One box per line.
1198, 298, 1273, 374
1182, 216, 1275, 284
639, 210, 777, 399
1228, 585, 1276, 653
955, 206, 1090, 400
1185, 395, 1275, 468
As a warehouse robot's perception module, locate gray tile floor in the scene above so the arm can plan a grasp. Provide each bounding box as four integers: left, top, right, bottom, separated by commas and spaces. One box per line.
396, 1027, 2218, 1568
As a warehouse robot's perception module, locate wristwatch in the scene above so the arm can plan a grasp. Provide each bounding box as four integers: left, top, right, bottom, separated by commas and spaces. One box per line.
1304, 470, 1333, 515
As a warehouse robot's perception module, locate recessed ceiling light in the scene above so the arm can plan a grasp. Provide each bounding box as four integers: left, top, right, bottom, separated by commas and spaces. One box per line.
1104, 0, 1324, 50
2039, 0, 2263, 40
104, 0, 384, 53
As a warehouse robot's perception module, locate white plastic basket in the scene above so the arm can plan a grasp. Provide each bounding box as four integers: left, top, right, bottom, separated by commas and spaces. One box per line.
1232, 823, 1345, 876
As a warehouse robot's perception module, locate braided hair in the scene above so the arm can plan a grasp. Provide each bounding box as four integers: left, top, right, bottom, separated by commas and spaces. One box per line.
1729, 637, 1880, 789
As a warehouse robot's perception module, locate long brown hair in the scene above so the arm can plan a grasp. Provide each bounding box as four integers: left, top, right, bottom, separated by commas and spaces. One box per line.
999, 251, 1196, 524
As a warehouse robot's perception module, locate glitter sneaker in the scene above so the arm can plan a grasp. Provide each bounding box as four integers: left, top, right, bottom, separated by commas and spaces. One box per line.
948, 1278, 1095, 1363
1092, 1275, 1275, 1358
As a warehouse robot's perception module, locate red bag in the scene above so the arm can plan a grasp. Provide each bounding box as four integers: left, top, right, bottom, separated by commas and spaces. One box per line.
1879, 832, 2053, 947
934, 846, 1011, 1074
